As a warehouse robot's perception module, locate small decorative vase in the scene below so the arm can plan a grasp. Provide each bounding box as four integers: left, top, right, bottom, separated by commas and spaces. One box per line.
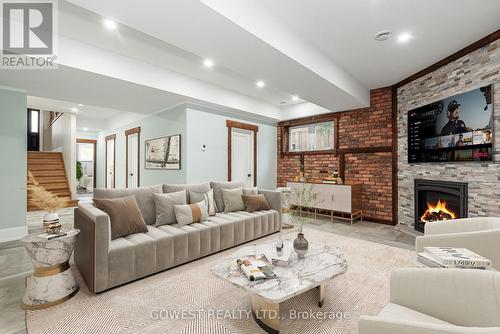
43, 212, 61, 234
293, 232, 309, 258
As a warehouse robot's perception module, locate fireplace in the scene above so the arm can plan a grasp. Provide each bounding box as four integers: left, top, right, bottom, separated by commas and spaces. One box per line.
414, 179, 468, 233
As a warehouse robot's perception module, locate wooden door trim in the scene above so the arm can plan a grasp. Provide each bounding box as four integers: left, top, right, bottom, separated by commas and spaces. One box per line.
226, 120, 258, 186
105, 134, 116, 188
125, 127, 141, 188
76, 139, 97, 191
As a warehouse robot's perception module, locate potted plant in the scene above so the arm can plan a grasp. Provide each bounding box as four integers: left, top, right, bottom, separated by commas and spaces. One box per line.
286, 183, 321, 257
76, 161, 83, 189
27, 171, 70, 234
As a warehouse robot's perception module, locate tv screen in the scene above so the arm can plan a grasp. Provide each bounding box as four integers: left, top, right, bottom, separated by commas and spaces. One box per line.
408, 85, 493, 163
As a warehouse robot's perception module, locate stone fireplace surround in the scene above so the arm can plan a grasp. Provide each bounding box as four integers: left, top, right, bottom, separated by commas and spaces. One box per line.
397, 38, 500, 227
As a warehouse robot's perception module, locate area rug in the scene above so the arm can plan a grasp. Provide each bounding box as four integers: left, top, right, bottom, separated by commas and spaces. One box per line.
27, 227, 416, 334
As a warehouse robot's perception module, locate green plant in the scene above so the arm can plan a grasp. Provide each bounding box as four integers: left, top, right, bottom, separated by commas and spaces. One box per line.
76, 161, 83, 180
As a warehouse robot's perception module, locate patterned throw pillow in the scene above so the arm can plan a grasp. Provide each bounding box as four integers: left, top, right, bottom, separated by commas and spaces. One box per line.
173, 201, 209, 226
189, 189, 217, 216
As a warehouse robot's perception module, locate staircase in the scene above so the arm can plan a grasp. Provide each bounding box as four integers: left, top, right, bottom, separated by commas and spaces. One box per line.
27, 151, 79, 211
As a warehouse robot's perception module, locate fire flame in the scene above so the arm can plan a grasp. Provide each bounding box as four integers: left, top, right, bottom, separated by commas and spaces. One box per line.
420, 199, 457, 223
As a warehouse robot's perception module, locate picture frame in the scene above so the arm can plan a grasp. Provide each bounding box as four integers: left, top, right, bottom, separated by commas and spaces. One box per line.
145, 134, 181, 170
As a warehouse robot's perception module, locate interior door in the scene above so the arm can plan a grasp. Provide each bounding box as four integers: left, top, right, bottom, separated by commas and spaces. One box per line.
105, 136, 115, 188
127, 132, 139, 188
231, 128, 254, 187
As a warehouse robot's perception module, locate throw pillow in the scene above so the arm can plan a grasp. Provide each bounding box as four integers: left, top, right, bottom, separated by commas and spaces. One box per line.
153, 190, 186, 226
210, 181, 245, 213
189, 189, 217, 216
93, 196, 148, 240
173, 201, 209, 226
243, 187, 258, 195
242, 194, 271, 213
221, 187, 245, 213
163, 182, 211, 203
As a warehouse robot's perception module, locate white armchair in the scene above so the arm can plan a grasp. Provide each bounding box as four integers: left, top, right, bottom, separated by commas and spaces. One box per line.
359, 268, 500, 334
415, 217, 500, 270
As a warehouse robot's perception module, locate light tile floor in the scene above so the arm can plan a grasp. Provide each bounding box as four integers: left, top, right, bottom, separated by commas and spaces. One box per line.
0, 209, 415, 334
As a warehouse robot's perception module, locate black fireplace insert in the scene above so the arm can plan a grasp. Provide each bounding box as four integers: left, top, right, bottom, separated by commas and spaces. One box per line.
414, 179, 468, 233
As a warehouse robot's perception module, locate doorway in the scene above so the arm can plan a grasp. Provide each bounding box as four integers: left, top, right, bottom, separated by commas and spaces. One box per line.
105, 134, 116, 188
125, 127, 141, 188
76, 139, 96, 197
227, 120, 258, 187
27, 108, 40, 151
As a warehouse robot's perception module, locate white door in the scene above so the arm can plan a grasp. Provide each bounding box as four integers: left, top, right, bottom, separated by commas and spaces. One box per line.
231, 128, 254, 187
106, 138, 115, 188
127, 133, 139, 188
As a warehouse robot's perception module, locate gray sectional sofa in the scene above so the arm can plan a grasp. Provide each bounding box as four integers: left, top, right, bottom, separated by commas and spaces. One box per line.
74, 182, 281, 293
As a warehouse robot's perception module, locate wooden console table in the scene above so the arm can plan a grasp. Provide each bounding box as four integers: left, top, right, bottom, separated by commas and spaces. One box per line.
287, 182, 362, 224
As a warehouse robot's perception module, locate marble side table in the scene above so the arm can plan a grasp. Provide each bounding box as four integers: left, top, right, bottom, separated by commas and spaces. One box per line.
21, 228, 80, 310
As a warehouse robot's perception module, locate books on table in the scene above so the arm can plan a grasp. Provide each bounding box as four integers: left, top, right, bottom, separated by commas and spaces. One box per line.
236, 254, 277, 281
418, 247, 491, 269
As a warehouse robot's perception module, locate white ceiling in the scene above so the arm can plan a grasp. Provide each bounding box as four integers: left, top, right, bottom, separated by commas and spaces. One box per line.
259, 0, 500, 88
2, 0, 499, 124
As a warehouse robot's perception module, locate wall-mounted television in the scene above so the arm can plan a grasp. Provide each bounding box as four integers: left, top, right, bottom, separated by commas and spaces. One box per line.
408, 85, 493, 163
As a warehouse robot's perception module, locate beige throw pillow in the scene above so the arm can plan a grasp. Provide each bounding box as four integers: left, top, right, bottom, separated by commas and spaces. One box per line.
189, 189, 217, 216
153, 190, 186, 226
93, 196, 148, 240
221, 187, 245, 213
173, 201, 209, 226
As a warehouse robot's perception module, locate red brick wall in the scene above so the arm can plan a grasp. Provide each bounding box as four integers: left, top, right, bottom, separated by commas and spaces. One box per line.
277, 87, 394, 223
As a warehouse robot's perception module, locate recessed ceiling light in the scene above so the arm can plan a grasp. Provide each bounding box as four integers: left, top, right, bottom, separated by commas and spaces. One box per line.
83, 127, 88, 131
397, 32, 412, 43
71, 107, 79, 112
292, 95, 299, 102
256, 80, 265, 88
103, 19, 117, 30
203, 59, 214, 68
77, 103, 84, 107
374, 30, 393, 41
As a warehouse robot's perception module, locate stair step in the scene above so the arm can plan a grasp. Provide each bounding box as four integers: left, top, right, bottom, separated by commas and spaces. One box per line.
34, 176, 68, 183
27, 152, 62, 158
28, 164, 65, 171
28, 158, 63, 165
39, 183, 69, 190
30, 170, 66, 177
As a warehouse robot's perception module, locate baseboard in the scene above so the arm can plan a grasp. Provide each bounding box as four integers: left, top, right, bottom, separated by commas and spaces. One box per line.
0, 225, 28, 243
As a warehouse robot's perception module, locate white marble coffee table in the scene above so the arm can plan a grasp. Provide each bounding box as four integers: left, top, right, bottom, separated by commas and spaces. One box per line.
21, 228, 80, 310
211, 238, 347, 333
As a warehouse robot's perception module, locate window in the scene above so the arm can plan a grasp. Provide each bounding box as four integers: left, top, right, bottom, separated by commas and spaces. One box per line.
289, 121, 334, 152
30, 110, 39, 133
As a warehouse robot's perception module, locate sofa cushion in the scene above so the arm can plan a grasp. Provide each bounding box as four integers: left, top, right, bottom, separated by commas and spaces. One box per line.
242, 194, 271, 213
222, 187, 245, 213
210, 181, 245, 213
153, 190, 186, 226
163, 182, 211, 203
378, 303, 452, 326
93, 185, 162, 225
93, 196, 148, 240
189, 189, 217, 216
174, 201, 209, 226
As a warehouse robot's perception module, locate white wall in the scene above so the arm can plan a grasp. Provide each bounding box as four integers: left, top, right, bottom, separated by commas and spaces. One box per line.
94, 105, 278, 190
186, 107, 277, 189
47, 113, 77, 199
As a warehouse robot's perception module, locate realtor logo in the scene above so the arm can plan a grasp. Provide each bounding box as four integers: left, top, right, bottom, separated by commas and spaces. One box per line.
1, 0, 58, 69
